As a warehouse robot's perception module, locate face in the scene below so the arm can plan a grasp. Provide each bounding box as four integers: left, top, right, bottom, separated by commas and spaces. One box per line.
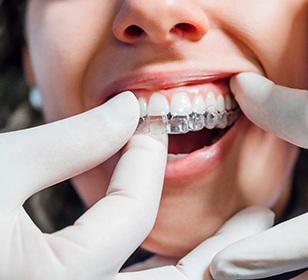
25, 0, 308, 257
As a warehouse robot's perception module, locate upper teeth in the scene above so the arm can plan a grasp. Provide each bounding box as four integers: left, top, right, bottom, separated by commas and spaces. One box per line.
137, 91, 239, 135
147, 93, 170, 116
145, 92, 236, 116
170, 92, 192, 115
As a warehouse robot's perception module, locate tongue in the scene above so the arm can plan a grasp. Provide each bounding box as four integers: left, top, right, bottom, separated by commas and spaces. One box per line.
168, 129, 218, 154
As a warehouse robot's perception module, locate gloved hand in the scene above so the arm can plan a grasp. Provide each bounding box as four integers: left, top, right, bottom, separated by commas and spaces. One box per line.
0, 91, 168, 279
229, 72, 308, 148
210, 212, 308, 279
118, 206, 274, 280
206, 73, 308, 279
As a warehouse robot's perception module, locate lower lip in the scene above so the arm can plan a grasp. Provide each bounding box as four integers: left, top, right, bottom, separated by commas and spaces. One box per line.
164, 114, 247, 182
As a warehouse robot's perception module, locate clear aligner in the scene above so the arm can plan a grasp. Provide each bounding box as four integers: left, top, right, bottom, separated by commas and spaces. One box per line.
137, 107, 241, 135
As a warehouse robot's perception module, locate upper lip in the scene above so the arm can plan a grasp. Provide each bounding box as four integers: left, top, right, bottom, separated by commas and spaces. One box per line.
100, 70, 235, 101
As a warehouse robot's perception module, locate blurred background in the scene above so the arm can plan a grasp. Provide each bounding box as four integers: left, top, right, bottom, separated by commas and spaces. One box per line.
0, 0, 42, 133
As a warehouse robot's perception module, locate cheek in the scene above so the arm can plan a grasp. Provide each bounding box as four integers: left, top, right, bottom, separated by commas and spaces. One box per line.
256, 5, 308, 87
221, 1, 308, 88
238, 125, 299, 209
26, 2, 114, 121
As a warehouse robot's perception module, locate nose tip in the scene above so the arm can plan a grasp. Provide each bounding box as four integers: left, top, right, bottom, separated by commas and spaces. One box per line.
113, 0, 209, 44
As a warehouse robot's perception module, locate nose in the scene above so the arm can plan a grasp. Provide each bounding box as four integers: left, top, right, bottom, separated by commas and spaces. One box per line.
113, 0, 209, 44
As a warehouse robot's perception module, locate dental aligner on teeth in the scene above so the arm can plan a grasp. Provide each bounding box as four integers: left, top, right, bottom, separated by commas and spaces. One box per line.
136, 92, 240, 135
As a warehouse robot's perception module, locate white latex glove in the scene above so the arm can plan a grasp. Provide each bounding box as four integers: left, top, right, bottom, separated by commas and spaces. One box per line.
230, 72, 308, 148
210, 213, 308, 279
206, 73, 308, 279
0, 91, 168, 279
117, 206, 274, 280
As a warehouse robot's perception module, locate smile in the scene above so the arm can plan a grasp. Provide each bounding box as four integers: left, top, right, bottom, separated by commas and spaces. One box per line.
131, 76, 241, 156
106, 72, 246, 181
137, 88, 239, 135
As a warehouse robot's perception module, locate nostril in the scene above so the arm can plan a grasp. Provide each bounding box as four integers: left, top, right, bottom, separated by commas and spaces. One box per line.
125, 25, 144, 38
174, 23, 197, 33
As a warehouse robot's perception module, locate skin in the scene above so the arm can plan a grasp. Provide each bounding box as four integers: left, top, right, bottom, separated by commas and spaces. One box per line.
25, 0, 308, 257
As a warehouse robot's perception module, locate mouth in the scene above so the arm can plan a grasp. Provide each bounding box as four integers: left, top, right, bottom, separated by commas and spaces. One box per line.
103, 71, 243, 180
132, 75, 241, 160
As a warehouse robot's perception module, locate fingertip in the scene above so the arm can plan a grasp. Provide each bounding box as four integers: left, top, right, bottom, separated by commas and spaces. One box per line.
209, 256, 233, 280
229, 73, 252, 97
103, 91, 140, 127
230, 73, 277, 112
230, 73, 257, 100
126, 133, 168, 157
243, 206, 276, 228
230, 72, 272, 94
116, 90, 138, 106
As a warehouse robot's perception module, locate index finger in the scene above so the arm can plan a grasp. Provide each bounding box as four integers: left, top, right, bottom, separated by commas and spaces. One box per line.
48, 133, 168, 275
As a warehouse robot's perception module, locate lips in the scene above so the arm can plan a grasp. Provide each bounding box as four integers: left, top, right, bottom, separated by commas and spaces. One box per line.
102, 71, 233, 94
101, 71, 242, 181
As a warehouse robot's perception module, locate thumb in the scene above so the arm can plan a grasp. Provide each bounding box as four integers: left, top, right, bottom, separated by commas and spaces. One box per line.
230, 72, 308, 148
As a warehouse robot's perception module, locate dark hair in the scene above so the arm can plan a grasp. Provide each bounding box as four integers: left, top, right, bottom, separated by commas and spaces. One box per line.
0, 0, 29, 130
0, 0, 26, 72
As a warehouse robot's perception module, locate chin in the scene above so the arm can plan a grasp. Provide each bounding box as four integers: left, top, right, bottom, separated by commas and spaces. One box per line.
139, 116, 297, 257
140, 115, 249, 257
141, 207, 228, 257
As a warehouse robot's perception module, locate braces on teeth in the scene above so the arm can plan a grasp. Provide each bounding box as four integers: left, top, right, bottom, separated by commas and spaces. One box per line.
136, 92, 240, 135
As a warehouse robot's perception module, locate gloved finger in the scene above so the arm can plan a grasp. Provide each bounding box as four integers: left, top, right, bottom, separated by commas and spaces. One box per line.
0, 91, 139, 211
117, 207, 274, 280
178, 206, 275, 280
211, 213, 308, 279
117, 266, 189, 280
48, 133, 168, 275
168, 206, 274, 280
230, 73, 308, 148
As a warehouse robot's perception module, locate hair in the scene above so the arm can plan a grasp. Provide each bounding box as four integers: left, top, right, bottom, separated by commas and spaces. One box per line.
0, 0, 30, 130
1, 0, 308, 234
0, 0, 26, 72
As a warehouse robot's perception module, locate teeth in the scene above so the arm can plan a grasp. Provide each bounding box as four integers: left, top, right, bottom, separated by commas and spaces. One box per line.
147, 93, 170, 116
167, 153, 188, 162
192, 95, 206, 114
148, 116, 168, 134
170, 92, 192, 116
169, 115, 190, 134
224, 95, 232, 111
204, 111, 218, 129
136, 91, 240, 135
216, 94, 225, 113
138, 97, 147, 117
205, 91, 217, 112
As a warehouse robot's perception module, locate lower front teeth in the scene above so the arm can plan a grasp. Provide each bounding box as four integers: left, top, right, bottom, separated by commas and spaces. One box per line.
137, 107, 240, 135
